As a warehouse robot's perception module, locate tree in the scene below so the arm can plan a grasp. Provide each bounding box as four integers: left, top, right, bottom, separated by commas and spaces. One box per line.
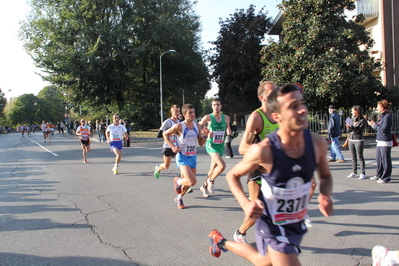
20, 0, 209, 129
260, 0, 383, 110
38, 86, 66, 123
209, 5, 273, 114
7, 94, 42, 125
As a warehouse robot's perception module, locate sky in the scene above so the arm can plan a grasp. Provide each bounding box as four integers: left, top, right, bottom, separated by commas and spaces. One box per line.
0, 0, 280, 100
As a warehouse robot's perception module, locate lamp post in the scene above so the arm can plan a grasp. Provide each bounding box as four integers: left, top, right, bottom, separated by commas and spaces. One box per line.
159, 49, 176, 125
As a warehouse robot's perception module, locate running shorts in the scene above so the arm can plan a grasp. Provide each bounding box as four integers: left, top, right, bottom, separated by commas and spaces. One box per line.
110, 140, 123, 151
176, 153, 197, 168
80, 139, 90, 146
205, 140, 224, 157
163, 147, 177, 158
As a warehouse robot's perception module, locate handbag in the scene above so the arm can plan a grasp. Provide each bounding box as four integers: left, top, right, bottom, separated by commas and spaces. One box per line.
392, 134, 398, 147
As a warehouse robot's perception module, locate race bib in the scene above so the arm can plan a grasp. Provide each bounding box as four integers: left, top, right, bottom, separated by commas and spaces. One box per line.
111, 134, 121, 141
266, 181, 311, 225
183, 145, 196, 156
81, 133, 89, 140
212, 130, 225, 144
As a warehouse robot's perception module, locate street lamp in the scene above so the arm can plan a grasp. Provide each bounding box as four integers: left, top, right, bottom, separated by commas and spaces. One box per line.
159, 49, 176, 125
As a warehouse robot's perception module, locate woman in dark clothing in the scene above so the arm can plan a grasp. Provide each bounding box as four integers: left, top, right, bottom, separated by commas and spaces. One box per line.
345, 105, 366, 179
368, 100, 393, 183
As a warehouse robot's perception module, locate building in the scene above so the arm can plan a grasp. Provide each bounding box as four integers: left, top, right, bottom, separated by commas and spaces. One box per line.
268, 0, 399, 89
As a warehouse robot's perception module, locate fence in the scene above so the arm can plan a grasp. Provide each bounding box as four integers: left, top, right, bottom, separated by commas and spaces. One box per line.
308, 107, 399, 135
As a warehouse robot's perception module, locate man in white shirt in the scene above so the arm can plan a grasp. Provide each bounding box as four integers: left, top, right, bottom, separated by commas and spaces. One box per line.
106, 114, 129, 175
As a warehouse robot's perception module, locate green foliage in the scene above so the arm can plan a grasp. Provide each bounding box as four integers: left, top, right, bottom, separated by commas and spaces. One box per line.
20, 0, 210, 129
202, 97, 213, 115
209, 5, 273, 114
260, 0, 383, 110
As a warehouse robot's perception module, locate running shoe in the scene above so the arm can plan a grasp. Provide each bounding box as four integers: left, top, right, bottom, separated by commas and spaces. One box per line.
112, 166, 118, 175
347, 172, 357, 178
174, 176, 182, 194
207, 178, 215, 194
153, 165, 160, 179
208, 229, 227, 257
377, 179, 390, 184
370, 176, 379, 181
359, 174, 366, 180
174, 197, 185, 209
187, 188, 193, 194
233, 229, 249, 244
200, 185, 209, 197
304, 215, 314, 228
372, 245, 388, 266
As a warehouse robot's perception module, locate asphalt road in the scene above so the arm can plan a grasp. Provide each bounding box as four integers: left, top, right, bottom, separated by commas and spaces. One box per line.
0, 132, 398, 266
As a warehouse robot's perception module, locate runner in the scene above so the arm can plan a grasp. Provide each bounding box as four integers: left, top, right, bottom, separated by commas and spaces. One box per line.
20, 124, 27, 137
208, 84, 333, 265
76, 119, 91, 163
40, 121, 48, 142
232, 81, 279, 244
198, 98, 231, 197
106, 114, 129, 175
154, 105, 180, 179
163, 103, 207, 209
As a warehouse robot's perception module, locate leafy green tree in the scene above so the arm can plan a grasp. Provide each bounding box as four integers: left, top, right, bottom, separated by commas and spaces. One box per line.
0, 88, 7, 120
20, 0, 209, 129
7, 94, 43, 125
209, 5, 273, 114
260, 0, 383, 110
38, 86, 66, 123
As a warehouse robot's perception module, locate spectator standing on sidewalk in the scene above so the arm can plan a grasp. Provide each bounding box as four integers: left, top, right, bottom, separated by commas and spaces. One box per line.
328, 105, 345, 163
346, 105, 367, 180
368, 99, 393, 184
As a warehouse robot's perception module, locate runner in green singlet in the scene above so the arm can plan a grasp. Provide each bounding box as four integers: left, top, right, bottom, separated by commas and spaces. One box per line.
198, 98, 231, 197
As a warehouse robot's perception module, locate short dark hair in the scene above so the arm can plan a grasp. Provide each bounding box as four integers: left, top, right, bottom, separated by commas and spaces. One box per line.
267, 83, 298, 114
182, 103, 194, 115
212, 97, 221, 104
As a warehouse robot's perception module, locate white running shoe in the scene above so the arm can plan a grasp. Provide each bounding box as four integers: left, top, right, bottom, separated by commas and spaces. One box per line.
347, 172, 357, 178
112, 166, 118, 175
304, 215, 314, 228
370, 176, 379, 181
359, 174, 366, 180
200, 185, 209, 197
233, 230, 250, 244
372, 245, 388, 266
207, 179, 215, 194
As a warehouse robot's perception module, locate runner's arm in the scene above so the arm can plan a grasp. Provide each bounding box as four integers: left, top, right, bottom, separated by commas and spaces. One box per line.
238, 112, 260, 154
164, 124, 181, 153
226, 143, 268, 220
313, 133, 333, 216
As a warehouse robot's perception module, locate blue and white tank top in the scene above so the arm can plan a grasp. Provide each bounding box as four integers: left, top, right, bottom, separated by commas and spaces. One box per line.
177, 122, 199, 156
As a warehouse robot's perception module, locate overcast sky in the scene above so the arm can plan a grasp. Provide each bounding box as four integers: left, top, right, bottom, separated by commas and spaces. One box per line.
0, 0, 280, 100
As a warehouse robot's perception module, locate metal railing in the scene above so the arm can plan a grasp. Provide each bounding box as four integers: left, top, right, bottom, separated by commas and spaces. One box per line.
308, 107, 399, 135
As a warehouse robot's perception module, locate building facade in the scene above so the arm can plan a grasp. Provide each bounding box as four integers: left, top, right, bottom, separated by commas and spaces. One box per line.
268, 0, 399, 89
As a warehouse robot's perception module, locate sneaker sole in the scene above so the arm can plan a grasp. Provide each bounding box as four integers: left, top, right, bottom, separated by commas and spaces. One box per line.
208, 230, 222, 257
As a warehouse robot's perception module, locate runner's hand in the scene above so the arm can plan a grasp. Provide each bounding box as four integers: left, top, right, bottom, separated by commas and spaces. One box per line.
318, 193, 333, 217
244, 199, 264, 221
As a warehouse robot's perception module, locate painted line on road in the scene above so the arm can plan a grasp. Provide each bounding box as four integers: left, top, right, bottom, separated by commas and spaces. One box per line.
25, 136, 59, 157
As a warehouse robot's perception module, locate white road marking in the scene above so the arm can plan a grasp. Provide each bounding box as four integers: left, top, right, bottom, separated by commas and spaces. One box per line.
25, 136, 59, 156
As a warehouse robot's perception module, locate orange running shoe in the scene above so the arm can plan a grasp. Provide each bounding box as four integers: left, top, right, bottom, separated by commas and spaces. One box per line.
174, 197, 185, 209
208, 229, 227, 257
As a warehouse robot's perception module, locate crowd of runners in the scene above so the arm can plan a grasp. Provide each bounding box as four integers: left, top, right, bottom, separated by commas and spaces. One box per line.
9, 81, 397, 266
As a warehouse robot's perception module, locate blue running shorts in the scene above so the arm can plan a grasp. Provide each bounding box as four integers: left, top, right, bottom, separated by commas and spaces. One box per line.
110, 140, 123, 151
176, 153, 197, 168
